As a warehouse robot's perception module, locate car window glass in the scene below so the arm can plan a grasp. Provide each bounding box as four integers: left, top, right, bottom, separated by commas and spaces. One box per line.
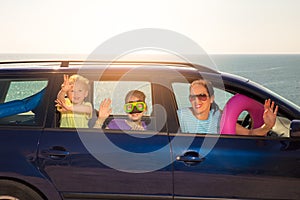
213, 88, 234, 110
5, 81, 48, 102
172, 82, 190, 110
0, 80, 48, 126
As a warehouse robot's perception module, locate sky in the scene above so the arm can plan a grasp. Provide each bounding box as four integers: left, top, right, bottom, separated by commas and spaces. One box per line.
0, 0, 300, 54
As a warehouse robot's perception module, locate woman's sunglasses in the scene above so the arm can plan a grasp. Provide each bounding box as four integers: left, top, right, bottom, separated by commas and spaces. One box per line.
124, 101, 146, 113
189, 93, 208, 101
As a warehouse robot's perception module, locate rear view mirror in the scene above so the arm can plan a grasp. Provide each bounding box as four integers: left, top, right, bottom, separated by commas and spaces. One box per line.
290, 120, 300, 138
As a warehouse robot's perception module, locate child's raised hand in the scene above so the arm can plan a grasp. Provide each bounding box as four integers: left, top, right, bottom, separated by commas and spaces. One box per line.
55, 99, 72, 112
98, 98, 112, 119
61, 74, 73, 92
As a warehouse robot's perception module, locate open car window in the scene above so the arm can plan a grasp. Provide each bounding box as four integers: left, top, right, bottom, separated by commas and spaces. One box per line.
172, 82, 251, 134
93, 81, 157, 131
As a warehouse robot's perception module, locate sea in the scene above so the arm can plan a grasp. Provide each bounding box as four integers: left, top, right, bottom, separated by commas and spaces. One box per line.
211, 54, 300, 107
0, 54, 299, 106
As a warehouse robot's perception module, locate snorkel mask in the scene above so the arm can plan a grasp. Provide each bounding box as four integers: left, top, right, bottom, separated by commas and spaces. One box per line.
124, 101, 146, 114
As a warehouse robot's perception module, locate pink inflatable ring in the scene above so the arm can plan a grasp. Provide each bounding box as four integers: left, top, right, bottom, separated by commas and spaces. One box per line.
220, 94, 264, 135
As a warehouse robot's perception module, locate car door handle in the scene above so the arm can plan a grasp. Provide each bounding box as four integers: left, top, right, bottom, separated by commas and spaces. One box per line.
176, 151, 205, 165
41, 146, 70, 159
176, 155, 205, 162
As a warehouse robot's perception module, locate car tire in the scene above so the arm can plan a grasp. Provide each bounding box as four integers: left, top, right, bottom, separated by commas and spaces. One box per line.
0, 180, 44, 200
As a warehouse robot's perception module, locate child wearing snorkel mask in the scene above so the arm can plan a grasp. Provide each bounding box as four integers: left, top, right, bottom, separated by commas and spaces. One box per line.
94, 90, 147, 130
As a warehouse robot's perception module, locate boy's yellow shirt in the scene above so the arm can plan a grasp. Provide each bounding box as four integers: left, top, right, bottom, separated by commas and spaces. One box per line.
58, 98, 92, 128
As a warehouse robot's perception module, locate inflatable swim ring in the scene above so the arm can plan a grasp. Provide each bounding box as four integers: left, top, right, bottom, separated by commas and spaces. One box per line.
220, 94, 264, 135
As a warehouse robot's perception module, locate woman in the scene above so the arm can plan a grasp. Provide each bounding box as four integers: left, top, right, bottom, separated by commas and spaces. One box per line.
177, 79, 278, 135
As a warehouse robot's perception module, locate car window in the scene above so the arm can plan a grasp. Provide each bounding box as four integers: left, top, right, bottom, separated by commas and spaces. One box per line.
92, 81, 158, 131
0, 79, 48, 126
93, 81, 152, 115
172, 82, 246, 134
173, 82, 283, 135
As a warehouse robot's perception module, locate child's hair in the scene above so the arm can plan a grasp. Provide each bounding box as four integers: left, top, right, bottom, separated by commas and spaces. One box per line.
125, 90, 146, 103
69, 74, 90, 91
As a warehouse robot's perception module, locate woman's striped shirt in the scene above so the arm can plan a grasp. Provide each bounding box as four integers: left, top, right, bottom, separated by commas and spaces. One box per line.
177, 107, 221, 134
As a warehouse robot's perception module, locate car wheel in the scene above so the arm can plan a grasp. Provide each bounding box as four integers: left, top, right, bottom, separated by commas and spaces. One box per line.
0, 180, 44, 200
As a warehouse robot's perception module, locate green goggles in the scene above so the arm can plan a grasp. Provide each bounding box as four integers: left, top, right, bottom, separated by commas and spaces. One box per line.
124, 101, 146, 113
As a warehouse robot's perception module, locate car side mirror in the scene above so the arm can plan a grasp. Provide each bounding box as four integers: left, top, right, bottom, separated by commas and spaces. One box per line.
290, 120, 300, 138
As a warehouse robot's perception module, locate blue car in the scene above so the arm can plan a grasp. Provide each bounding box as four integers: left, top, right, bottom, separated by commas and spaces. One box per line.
0, 60, 300, 200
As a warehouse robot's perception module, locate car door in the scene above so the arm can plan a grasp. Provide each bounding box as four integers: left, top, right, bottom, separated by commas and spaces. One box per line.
0, 76, 59, 197
170, 81, 300, 199
37, 76, 173, 199
171, 134, 300, 199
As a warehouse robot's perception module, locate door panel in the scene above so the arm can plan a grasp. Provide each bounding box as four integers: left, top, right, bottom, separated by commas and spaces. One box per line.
38, 128, 173, 199
171, 134, 300, 199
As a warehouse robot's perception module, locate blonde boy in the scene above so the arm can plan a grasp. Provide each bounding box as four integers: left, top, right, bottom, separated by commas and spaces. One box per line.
56, 74, 92, 128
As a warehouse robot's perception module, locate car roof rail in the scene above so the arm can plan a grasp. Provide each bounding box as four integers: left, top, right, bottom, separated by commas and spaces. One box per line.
0, 60, 219, 73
